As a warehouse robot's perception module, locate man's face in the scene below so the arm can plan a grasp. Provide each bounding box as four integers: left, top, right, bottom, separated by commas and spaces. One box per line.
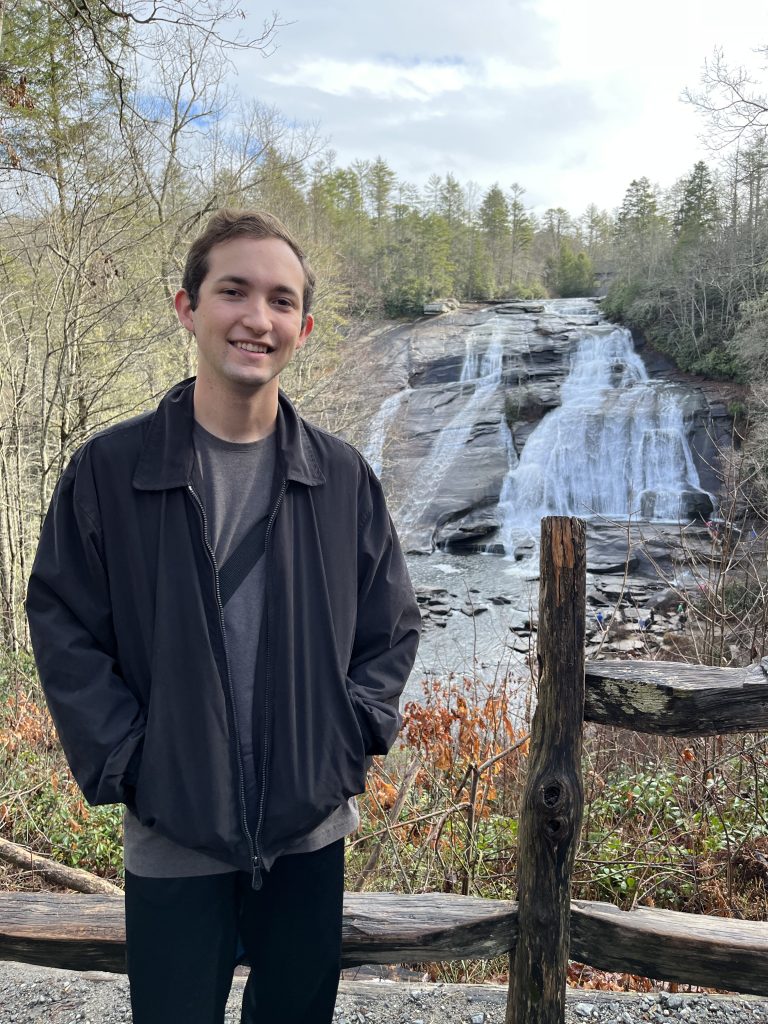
175, 236, 313, 399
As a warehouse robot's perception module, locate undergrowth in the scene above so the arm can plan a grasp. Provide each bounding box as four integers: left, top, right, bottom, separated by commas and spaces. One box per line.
0, 651, 123, 884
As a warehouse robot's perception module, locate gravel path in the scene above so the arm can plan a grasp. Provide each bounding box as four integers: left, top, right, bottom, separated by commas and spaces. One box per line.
2, 962, 768, 1023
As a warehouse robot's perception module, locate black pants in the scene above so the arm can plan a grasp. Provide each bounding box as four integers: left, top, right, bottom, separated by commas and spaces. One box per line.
125, 839, 345, 1024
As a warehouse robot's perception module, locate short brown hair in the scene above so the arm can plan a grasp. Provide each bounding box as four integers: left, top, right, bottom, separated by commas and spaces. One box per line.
182, 209, 316, 325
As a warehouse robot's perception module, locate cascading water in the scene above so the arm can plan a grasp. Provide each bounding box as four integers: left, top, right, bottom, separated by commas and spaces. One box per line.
363, 390, 407, 477
499, 326, 713, 554
397, 319, 505, 541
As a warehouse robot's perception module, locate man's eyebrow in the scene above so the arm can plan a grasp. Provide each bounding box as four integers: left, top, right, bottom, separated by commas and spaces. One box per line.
214, 274, 250, 287
272, 284, 301, 300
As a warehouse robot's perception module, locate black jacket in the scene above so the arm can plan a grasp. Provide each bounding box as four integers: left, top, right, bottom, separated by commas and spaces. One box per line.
26, 379, 420, 880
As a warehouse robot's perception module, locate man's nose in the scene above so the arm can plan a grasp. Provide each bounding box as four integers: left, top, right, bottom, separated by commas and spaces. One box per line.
241, 298, 272, 332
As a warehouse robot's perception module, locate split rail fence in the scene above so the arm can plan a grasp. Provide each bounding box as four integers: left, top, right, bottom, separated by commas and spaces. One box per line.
2, 517, 768, 1023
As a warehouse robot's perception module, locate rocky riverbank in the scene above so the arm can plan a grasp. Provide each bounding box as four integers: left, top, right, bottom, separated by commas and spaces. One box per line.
408, 515, 756, 698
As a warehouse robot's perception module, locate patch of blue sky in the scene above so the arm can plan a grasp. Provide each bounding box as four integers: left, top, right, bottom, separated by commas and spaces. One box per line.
245, 140, 269, 161
131, 92, 224, 130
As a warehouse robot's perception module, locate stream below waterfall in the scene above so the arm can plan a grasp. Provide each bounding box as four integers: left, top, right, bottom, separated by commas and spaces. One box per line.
404, 549, 537, 701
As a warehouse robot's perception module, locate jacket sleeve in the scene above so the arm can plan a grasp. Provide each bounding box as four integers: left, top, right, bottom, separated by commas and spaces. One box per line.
25, 449, 146, 808
347, 465, 421, 755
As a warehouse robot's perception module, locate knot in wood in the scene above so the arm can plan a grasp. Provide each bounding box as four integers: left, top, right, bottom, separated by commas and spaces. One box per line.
543, 783, 561, 808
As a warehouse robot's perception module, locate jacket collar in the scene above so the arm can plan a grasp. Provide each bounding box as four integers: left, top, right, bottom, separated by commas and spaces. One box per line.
133, 377, 325, 491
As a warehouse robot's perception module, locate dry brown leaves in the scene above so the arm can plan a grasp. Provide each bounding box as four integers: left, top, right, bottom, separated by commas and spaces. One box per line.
0, 693, 56, 754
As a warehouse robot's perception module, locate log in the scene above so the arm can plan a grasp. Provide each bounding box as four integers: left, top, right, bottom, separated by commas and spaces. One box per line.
0, 892, 126, 972
0, 837, 122, 895
344, 892, 517, 964
2, 892, 767, 997
570, 900, 768, 997
0, 891, 516, 973
508, 517, 587, 1024
585, 659, 768, 736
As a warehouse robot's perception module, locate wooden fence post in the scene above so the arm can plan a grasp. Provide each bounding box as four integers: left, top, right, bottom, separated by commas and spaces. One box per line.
507, 516, 587, 1024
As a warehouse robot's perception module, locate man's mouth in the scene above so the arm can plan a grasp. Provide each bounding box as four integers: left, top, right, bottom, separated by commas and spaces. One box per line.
231, 341, 270, 354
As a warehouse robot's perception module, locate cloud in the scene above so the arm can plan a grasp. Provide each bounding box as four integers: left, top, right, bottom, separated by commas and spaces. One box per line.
263, 52, 570, 104
265, 57, 472, 101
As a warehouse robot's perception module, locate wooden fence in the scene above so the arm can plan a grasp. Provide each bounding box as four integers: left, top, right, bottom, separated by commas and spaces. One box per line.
2, 516, 768, 1022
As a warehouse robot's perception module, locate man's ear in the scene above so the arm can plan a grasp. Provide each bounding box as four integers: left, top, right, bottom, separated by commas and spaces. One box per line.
174, 289, 195, 333
296, 313, 314, 350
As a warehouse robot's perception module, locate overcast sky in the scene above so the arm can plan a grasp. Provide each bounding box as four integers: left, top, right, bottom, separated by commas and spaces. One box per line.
234, 0, 768, 216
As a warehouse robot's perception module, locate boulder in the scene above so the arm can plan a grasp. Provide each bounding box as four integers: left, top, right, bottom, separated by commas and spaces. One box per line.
435, 506, 501, 551
586, 537, 640, 574
423, 298, 460, 315
496, 302, 545, 314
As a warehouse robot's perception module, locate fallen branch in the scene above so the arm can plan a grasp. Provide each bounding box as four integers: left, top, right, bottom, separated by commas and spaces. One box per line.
346, 801, 471, 848
0, 837, 122, 895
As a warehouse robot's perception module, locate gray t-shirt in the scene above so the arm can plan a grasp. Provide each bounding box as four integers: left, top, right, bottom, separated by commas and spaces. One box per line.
124, 422, 358, 877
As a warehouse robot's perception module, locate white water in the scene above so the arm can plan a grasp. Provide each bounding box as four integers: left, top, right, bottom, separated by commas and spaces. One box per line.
499, 327, 711, 554
397, 319, 505, 539
362, 390, 407, 476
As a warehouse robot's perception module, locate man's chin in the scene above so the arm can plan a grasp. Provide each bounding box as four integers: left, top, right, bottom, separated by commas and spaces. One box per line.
225, 370, 280, 395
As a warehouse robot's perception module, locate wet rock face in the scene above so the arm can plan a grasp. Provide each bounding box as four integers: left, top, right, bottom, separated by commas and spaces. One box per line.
640, 489, 715, 521
352, 300, 730, 555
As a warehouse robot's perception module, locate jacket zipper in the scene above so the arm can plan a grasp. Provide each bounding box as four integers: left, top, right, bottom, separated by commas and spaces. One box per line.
187, 484, 259, 885
251, 478, 287, 889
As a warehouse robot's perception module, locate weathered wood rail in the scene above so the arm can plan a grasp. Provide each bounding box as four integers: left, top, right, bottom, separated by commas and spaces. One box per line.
2, 890, 768, 996
2, 517, 767, 1022
585, 657, 768, 735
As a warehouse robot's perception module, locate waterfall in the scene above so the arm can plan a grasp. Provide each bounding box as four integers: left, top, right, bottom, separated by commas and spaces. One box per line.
362, 390, 406, 477
500, 327, 712, 553
397, 318, 505, 539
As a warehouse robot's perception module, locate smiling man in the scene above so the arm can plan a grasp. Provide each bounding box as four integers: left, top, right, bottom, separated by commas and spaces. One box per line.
26, 210, 420, 1024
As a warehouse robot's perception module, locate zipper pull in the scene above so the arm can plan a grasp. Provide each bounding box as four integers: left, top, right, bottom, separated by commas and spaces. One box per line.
251, 855, 263, 891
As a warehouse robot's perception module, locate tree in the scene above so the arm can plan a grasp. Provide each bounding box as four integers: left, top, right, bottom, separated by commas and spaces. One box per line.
508, 183, 534, 289
366, 157, 396, 223
578, 204, 613, 264
541, 207, 571, 250
685, 47, 768, 149
439, 174, 465, 227
424, 173, 442, 213
0, 1, 281, 176
674, 161, 719, 246
613, 177, 669, 283
479, 184, 510, 296
617, 178, 660, 235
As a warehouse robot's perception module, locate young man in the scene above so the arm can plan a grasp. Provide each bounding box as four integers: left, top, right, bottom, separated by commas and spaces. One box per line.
26, 210, 420, 1024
